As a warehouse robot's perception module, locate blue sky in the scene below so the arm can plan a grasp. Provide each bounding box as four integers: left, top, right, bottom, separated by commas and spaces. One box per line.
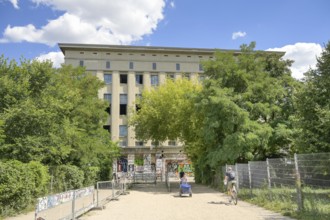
0, 0, 329, 79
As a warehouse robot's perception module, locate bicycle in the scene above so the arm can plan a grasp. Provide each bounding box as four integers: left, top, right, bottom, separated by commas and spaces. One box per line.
224, 180, 238, 205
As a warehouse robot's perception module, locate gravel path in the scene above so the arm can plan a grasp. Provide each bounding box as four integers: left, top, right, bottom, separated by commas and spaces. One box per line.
78, 182, 295, 220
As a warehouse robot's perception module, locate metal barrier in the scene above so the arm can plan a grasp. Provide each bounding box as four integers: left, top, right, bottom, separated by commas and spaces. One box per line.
132, 172, 157, 184
35, 177, 132, 220
221, 152, 330, 211
35, 186, 95, 220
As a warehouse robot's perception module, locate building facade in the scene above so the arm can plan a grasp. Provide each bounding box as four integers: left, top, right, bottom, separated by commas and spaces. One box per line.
59, 44, 240, 177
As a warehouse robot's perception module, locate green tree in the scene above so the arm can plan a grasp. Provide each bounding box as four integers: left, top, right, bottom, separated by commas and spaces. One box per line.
295, 41, 330, 153
129, 78, 201, 144
0, 56, 119, 168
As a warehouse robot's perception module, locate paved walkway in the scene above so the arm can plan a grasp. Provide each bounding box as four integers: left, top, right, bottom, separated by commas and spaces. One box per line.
78, 182, 295, 220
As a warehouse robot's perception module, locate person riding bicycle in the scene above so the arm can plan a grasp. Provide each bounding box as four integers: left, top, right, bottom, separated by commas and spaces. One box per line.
224, 167, 236, 201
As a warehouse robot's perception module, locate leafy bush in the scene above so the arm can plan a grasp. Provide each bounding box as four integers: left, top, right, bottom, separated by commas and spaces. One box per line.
51, 165, 84, 192
0, 160, 49, 217
83, 166, 100, 186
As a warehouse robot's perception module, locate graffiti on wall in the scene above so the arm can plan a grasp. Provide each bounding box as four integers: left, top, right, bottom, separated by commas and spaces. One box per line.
36, 186, 94, 213
167, 161, 193, 174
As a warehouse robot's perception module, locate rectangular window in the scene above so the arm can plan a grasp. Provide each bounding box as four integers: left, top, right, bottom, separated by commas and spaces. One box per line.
176, 63, 180, 71
103, 125, 110, 133
106, 61, 111, 69
103, 93, 112, 103
104, 73, 112, 84
120, 73, 128, 84
152, 62, 157, 70
135, 141, 144, 147
119, 125, 128, 137
129, 62, 134, 69
119, 140, 127, 147
79, 60, 84, 67
168, 141, 176, 146
199, 64, 203, 71
136, 74, 143, 84
150, 75, 159, 86
167, 73, 175, 80
104, 94, 111, 115
120, 94, 127, 115
183, 73, 190, 80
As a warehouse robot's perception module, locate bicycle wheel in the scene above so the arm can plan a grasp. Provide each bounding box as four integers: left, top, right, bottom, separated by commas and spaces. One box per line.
231, 186, 238, 205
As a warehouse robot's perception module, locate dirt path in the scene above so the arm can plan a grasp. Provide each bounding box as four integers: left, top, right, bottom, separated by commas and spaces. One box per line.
79, 182, 295, 220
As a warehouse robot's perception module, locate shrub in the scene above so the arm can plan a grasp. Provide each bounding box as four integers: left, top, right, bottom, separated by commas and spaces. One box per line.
51, 165, 84, 192
0, 160, 49, 217
83, 166, 100, 186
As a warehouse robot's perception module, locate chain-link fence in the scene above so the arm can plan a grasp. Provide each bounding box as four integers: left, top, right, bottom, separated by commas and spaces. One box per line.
220, 152, 330, 213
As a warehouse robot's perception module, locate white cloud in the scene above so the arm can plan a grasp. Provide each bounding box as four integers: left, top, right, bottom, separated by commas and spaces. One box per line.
1, 0, 166, 46
232, 31, 246, 40
35, 51, 64, 68
170, 1, 175, 8
267, 42, 323, 80
9, 0, 19, 9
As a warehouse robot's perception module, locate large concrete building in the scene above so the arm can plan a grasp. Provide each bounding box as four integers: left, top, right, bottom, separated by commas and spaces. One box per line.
59, 43, 240, 177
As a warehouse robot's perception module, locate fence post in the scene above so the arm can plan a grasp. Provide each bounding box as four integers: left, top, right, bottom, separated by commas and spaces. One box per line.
235, 163, 239, 191
248, 162, 252, 197
112, 179, 115, 198
96, 182, 99, 207
294, 153, 303, 211
266, 158, 271, 189
72, 190, 76, 220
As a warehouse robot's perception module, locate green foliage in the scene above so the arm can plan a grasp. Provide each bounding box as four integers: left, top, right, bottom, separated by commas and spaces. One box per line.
129, 42, 298, 184
129, 78, 201, 143
50, 165, 84, 192
239, 187, 330, 220
0, 56, 119, 166
187, 42, 298, 179
295, 41, 330, 153
0, 160, 50, 217
82, 166, 100, 186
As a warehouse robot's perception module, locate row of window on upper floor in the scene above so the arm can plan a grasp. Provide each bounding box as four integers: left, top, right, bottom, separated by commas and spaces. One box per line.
103, 93, 141, 115
78, 51, 213, 59
79, 60, 204, 71
103, 72, 205, 86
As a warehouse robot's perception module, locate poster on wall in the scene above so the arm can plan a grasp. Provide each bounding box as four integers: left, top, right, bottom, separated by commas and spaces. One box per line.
117, 157, 128, 172
143, 154, 152, 172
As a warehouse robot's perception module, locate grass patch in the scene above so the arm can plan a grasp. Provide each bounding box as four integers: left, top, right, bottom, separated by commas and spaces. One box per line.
238, 187, 330, 220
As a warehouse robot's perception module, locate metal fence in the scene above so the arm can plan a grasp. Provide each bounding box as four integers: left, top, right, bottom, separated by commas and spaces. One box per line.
35, 177, 132, 220
221, 152, 330, 211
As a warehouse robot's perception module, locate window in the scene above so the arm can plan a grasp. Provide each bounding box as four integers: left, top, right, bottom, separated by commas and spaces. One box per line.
106, 61, 110, 69
104, 73, 112, 84
199, 64, 203, 71
135, 141, 144, 147
198, 75, 205, 82
151, 75, 159, 86
104, 94, 111, 114
152, 62, 157, 70
120, 73, 128, 84
176, 63, 180, 71
168, 141, 176, 146
136, 94, 142, 111
79, 60, 84, 67
119, 125, 127, 137
129, 62, 134, 69
136, 74, 143, 84
120, 94, 127, 115
183, 73, 190, 80
103, 125, 110, 133
167, 73, 175, 80
103, 93, 112, 103
119, 140, 127, 147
